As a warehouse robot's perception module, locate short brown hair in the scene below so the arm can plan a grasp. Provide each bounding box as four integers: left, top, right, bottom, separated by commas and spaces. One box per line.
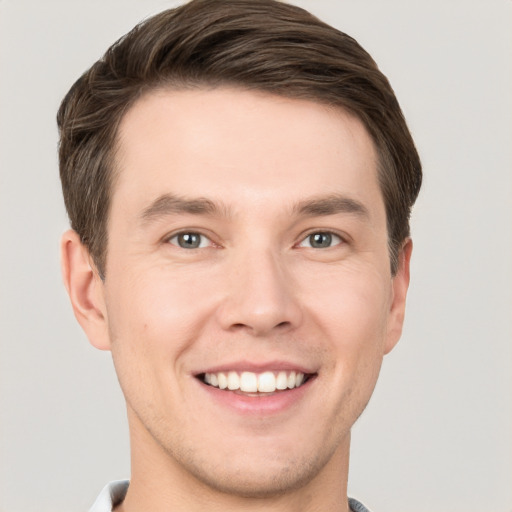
57, 0, 421, 278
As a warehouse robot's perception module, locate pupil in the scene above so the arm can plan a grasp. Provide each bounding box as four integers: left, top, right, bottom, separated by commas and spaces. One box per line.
311, 232, 331, 248
180, 233, 200, 248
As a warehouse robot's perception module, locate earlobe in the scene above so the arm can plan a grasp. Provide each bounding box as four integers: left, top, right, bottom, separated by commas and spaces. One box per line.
384, 238, 413, 355
60, 229, 111, 351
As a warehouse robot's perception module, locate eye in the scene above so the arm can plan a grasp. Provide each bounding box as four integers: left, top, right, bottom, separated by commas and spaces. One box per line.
299, 231, 343, 249
168, 232, 211, 249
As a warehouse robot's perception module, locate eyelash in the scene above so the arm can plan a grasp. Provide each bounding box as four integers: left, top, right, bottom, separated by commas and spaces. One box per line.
166, 230, 346, 250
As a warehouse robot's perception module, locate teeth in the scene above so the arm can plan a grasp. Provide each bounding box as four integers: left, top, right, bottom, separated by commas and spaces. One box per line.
258, 371, 276, 392
203, 370, 307, 393
240, 372, 258, 392
218, 372, 228, 389
276, 371, 288, 390
227, 371, 239, 390
287, 371, 296, 389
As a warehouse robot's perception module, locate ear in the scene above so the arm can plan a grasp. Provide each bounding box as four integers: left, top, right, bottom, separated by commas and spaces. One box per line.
60, 229, 111, 351
384, 238, 413, 355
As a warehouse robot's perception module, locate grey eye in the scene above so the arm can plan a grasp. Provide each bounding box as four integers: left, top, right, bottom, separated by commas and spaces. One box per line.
310, 232, 332, 248
299, 232, 342, 249
169, 232, 209, 249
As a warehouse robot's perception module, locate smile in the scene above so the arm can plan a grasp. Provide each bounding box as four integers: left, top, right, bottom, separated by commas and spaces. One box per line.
200, 370, 310, 393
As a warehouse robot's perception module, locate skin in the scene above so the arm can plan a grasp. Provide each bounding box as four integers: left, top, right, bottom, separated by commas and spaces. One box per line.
62, 87, 412, 512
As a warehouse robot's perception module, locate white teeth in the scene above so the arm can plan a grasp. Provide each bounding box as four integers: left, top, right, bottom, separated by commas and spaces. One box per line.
203, 370, 307, 393
227, 371, 239, 390
240, 372, 258, 392
257, 371, 276, 392
287, 371, 296, 389
276, 371, 288, 390
218, 372, 228, 389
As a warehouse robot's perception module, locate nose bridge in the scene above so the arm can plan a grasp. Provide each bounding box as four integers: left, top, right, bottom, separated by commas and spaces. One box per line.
217, 243, 301, 335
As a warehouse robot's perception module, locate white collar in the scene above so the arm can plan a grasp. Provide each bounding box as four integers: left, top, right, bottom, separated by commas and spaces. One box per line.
88, 480, 129, 512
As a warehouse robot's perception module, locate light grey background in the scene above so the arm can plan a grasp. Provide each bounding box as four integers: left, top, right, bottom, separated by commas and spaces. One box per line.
1, 1, 511, 511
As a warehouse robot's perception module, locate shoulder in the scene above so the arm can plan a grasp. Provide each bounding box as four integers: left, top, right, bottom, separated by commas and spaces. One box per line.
349, 497, 373, 512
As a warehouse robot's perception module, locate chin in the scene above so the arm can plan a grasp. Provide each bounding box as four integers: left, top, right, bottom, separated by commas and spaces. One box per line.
173, 442, 337, 499
192, 461, 321, 498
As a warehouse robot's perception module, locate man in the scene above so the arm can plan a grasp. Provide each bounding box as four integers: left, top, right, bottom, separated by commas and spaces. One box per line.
57, 0, 421, 510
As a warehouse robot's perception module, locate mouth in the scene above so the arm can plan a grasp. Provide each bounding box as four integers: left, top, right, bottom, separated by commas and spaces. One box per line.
197, 370, 315, 395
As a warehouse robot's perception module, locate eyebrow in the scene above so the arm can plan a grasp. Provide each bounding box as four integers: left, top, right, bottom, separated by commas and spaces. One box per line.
293, 194, 370, 219
140, 194, 231, 224
139, 192, 369, 225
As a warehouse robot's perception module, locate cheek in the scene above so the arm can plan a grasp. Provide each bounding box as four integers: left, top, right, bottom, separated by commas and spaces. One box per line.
109, 263, 213, 332
302, 265, 391, 380
304, 263, 391, 339
104, 265, 219, 380
104, 267, 220, 424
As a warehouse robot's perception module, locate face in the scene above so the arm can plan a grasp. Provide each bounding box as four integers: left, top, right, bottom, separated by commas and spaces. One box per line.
70, 87, 410, 498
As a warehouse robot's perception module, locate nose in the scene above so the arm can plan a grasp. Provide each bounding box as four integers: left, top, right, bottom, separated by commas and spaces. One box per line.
215, 248, 303, 336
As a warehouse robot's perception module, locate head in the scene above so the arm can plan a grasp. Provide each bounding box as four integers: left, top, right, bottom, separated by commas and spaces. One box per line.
58, 0, 421, 505
57, 0, 421, 281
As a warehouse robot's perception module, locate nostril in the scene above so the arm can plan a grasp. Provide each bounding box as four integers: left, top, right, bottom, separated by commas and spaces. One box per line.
229, 323, 249, 332
228, 320, 292, 334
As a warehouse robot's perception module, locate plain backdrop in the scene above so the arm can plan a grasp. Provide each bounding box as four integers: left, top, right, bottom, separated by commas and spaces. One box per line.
1, 1, 511, 511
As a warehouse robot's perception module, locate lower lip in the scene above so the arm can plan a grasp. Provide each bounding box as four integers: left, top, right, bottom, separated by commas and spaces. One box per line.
198, 378, 315, 415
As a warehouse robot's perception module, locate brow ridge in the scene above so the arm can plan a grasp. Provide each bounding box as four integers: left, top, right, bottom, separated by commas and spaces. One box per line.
140, 192, 369, 225
293, 194, 369, 218
140, 194, 230, 223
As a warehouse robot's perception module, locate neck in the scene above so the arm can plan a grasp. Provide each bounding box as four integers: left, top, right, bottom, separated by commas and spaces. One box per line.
117, 412, 352, 512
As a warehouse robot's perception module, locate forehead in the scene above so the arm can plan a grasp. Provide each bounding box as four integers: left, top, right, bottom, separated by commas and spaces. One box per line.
113, 87, 382, 220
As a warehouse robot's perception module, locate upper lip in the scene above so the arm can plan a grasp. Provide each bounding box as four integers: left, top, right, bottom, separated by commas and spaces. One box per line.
194, 360, 318, 376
